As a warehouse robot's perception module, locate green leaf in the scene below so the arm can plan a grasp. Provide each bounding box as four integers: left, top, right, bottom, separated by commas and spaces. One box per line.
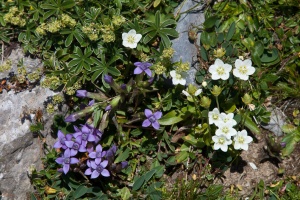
158, 110, 185, 125
132, 176, 145, 191
244, 115, 260, 135
225, 22, 235, 41
118, 187, 131, 200
61, 0, 75, 9
175, 151, 189, 163
203, 15, 219, 29
160, 28, 178, 38
65, 33, 73, 47
144, 169, 157, 183
73, 185, 89, 199
282, 124, 297, 134
114, 148, 130, 163
282, 128, 300, 156
200, 46, 208, 61
153, 0, 161, 7
260, 48, 279, 63
143, 31, 156, 44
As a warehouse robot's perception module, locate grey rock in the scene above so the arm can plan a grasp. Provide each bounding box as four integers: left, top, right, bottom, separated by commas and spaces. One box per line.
261, 107, 287, 137
172, 0, 205, 85
0, 48, 64, 200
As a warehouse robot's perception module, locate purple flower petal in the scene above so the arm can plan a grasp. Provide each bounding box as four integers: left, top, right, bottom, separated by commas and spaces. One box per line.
134, 62, 143, 67
57, 130, 64, 138
121, 161, 128, 169
87, 134, 96, 142
89, 152, 96, 158
101, 169, 110, 177
65, 114, 76, 122
104, 74, 113, 84
86, 160, 92, 167
70, 149, 78, 156
70, 158, 79, 164
96, 144, 102, 152
144, 109, 153, 118
142, 119, 151, 127
55, 157, 64, 164
79, 145, 87, 152
152, 121, 160, 130
74, 125, 80, 132
64, 149, 71, 157
154, 111, 162, 119
66, 134, 73, 141
95, 158, 101, 165
73, 132, 82, 138
134, 67, 143, 74
91, 170, 100, 179
100, 160, 108, 168
85, 168, 92, 175
88, 100, 95, 106
63, 164, 70, 174
91, 161, 97, 169
65, 141, 74, 148
76, 90, 87, 98
53, 141, 62, 149
144, 69, 152, 77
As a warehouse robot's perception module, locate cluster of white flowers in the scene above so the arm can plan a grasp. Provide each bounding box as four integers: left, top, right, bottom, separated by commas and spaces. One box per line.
209, 58, 255, 81
209, 108, 253, 152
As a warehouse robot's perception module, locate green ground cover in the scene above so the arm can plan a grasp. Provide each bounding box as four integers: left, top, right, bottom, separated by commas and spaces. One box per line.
1, 0, 300, 199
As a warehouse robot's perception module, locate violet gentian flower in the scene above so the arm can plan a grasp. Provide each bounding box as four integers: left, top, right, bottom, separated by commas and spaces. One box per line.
134, 62, 152, 77
73, 125, 96, 147
65, 137, 86, 156
76, 90, 88, 98
106, 144, 117, 158
105, 105, 112, 111
65, 114, 77, 122
53, 130, 72, 149
55, 148, 79, 174
104, 74, 113, 84
142, 109, 162, 130
89, 144, 106, 165
84, 160, 110, 179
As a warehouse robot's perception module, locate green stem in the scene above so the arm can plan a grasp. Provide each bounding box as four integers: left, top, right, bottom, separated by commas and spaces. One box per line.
215, 96, 220, 111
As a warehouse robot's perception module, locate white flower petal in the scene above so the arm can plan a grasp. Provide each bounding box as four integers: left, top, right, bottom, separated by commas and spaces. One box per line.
194, 89, 202, 96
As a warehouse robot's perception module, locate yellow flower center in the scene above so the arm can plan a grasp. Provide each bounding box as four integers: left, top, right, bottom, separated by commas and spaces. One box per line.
212, 114, 219, 120
238, 136, 244, 143
216, 66, 225, 75
175, 73, 182, 79
218, 138, 225, 144
222, 127, 229, 134
127, 35, 135, 44
238, 65, 248, 74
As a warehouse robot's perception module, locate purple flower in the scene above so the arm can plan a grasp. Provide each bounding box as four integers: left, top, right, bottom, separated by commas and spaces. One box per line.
65, 114, 77, 122
121, 84, 127, 90
142, 109, 162, 130
73, 125, 96, 147
105, 105, 112, 111
76, 90, 88, 98
134, 62, 152, 77
65, 137, 86, 156
106, 144, 117, 158
104, 74, 113, 84
84, 160, 110, 179
53, 130, 72, 149
55, 148, 79, 174
89, 144, 106, 165
121, 161, 128, 169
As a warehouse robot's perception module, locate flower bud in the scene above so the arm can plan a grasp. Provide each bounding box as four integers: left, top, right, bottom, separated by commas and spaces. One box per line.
104, 74, 113, 84
211, 85, 222, 97
45, 185, 57, 194
242, 93, 253, 105
200, 96, 211, 108
202, 81, 207, 87
111, 95, 121, 108
76, 90, 87, 97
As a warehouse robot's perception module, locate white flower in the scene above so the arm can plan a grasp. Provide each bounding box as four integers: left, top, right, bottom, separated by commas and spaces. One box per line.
233, 130, 253, 150
212, 134, 232, 152
170, 70, 186, 85
208, 59, 232, 80
220, 112, 237, 126
215, 121, 237, 139
208, 108, 222, 125
202, 81, 207, 87
122, 29, 142, 48
233, 59, 255, 80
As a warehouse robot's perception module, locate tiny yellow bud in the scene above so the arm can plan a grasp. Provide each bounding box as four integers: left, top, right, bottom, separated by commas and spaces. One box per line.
213, 47, 226, 58
211, 85, 223, 97
45, 185, 57, 194
242, 93, 253, 105
200, 96, 211, 108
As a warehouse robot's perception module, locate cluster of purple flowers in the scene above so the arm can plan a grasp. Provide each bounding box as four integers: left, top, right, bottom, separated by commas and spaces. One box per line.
54, 124, 127, 179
